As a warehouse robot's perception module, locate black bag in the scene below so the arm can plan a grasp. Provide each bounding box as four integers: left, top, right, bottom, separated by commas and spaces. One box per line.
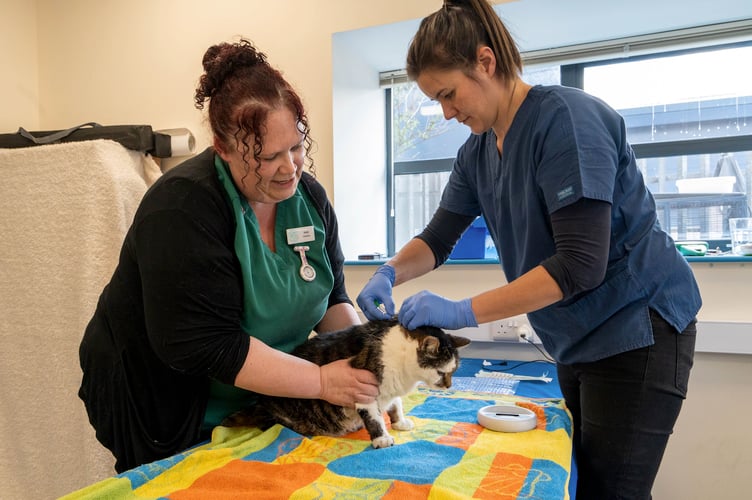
0, 122, 173, 157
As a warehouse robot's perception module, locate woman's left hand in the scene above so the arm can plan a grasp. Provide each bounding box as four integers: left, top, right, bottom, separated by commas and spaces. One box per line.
319, 359, 379, 407
398, 290, 478, 330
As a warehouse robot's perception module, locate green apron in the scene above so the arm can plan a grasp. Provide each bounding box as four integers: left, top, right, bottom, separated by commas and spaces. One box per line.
204, 156, 334, 428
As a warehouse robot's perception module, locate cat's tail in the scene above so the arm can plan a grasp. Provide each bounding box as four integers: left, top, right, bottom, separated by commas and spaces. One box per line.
221, 404, 276, 430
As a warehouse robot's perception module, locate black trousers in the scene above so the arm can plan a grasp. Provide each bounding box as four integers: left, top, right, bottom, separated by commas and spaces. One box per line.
557, 309, 696, 500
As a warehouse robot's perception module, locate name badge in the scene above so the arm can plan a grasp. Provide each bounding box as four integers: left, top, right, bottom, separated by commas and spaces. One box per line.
286, 226, 315, 245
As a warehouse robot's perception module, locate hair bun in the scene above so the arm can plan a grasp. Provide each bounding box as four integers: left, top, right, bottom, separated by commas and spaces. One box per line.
195, 38, 268, 109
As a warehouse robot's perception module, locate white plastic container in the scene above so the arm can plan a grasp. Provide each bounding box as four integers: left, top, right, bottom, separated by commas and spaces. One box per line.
729, 218, 752, 256
675, 176, 737, 193
477, 405, 537, 432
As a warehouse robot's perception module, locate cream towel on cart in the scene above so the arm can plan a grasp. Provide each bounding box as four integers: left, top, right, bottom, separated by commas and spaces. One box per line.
0, 140, 162, 500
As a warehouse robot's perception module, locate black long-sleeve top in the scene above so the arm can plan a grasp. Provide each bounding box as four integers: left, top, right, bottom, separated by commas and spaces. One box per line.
78, 147, 350, 471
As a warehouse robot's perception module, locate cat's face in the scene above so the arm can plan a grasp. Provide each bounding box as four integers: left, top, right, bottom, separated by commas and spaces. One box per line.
414, 328, 471, 389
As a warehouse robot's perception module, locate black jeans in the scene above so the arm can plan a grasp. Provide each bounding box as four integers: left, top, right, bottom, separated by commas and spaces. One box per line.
557, 309, 696, 500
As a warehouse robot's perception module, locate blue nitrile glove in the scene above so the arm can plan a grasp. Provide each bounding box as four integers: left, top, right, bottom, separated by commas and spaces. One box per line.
357, 264, 396, 320
398, 290, 478, 330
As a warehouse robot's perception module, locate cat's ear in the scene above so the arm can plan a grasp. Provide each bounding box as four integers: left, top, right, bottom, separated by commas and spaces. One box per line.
419, 336, 441, 354
450, 335, 471, 349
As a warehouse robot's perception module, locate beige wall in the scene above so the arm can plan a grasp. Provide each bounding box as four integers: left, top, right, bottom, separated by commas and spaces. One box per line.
28, 0, 442, 181
4, 1, 751, 499
1, 0, 39, 131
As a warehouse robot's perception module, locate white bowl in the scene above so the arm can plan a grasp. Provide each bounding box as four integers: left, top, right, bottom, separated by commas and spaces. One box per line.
477, 404, 537, 433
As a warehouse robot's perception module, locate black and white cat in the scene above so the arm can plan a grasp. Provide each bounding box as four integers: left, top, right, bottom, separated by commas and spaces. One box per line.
222, 318, 470, 448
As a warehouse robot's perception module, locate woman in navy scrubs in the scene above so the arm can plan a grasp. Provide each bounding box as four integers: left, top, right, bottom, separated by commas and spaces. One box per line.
357, 1, 701, 498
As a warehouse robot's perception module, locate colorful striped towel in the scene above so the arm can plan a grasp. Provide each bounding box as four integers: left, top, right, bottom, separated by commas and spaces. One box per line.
62, 387, 572, 499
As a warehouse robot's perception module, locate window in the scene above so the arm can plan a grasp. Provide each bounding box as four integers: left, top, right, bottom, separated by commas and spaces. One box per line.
386, 43, 751, 254
388, 82, 462, 253
580, 43, 752, 247
387, 65, 561, 254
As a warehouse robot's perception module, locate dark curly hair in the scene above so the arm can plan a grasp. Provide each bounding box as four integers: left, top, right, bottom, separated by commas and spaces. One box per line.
195, 38, 315, 183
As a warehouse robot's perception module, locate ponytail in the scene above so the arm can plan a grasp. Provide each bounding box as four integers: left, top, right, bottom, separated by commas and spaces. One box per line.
406, 0, 521, 81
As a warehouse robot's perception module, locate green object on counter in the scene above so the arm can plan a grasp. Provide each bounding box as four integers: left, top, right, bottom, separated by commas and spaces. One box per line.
675, 241, 708, 256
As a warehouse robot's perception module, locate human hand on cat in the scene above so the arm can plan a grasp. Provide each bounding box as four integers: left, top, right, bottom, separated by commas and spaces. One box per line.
398, 290, 478, 331
319, 359, 379, 408
356, 264, 396, 320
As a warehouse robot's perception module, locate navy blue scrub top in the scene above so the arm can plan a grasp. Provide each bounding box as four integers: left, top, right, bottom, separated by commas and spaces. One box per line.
439, 85, 701, 364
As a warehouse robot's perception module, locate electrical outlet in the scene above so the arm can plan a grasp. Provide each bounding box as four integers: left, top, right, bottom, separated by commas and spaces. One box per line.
490, 317, 523, 342
488, 315, 541, 343
517, 324, 540, 344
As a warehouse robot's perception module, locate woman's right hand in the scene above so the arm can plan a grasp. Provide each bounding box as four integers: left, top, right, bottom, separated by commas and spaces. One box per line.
356, 264, 396, 320
319, 359, 379, 407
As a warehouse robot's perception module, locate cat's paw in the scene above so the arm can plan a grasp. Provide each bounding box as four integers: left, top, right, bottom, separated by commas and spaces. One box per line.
391, 418, 414, 431
371, 435, 395, 448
